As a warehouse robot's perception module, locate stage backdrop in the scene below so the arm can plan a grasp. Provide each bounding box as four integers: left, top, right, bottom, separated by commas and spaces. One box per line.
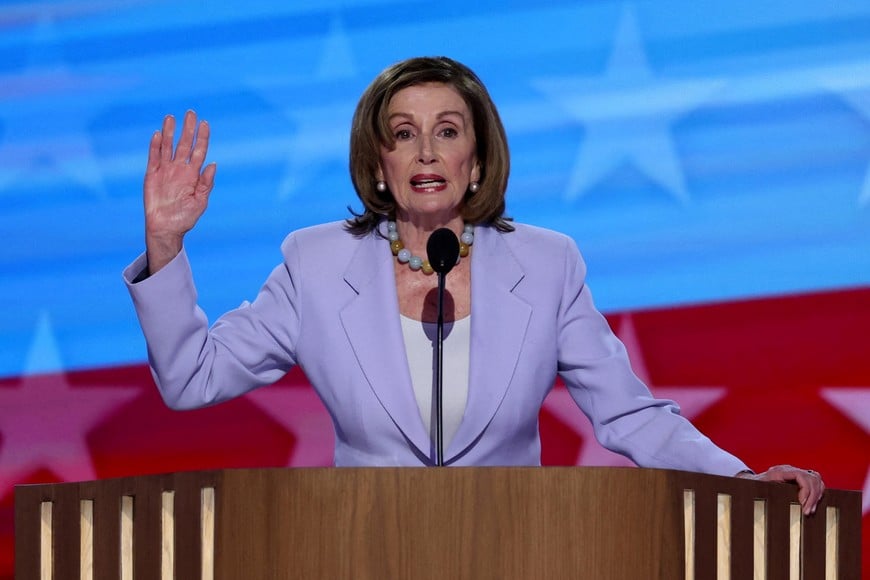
1, 1, 868, 577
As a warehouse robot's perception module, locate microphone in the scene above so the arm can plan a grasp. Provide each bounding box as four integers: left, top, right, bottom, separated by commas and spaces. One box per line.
426, 228, 460, 467
426, 228, 460, 275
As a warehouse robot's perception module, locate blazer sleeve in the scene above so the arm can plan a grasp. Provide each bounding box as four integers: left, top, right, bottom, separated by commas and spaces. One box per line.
122, 237, 303, 410
554, 237, 748, 476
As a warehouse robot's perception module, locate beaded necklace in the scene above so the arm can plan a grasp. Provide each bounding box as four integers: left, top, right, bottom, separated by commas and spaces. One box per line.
387, 221, 474, 274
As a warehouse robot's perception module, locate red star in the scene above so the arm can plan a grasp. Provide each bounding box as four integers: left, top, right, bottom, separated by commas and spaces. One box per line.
820, 387, 870, 514
244, 378, 334, 466
541, 314, 727, 466
0, 314, 139, 497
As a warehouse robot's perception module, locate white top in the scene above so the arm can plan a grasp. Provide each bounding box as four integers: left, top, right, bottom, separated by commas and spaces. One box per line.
400, 315, 471, 450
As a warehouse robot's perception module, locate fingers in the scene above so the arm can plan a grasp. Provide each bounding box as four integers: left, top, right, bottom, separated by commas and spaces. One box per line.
175, 110, 198, 163
755, 465, 825, 516
801, 470, 825, 516
791, 468, 824, 516
160, 114, 175, 162
145, 131, 162, 175
196, 162, 218, 197
149, 111, 211, 168
189, 119, 210, 171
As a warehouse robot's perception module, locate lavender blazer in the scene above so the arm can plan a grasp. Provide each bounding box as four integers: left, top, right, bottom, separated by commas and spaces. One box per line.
124, 220, 747, 474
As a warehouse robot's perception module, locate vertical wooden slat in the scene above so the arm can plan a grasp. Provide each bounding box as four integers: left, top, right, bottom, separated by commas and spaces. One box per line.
132, 478, 165, 579
53, 485, 82, 575
694, 488, 717, 576
788, 504, 801, 579
201, 486, 215, 580
120, 495, 134, 580
40, 501, 52, 580
173, 473, 207, 580
730, 490, 755, 580
834, 490, 861, 576
162, 491, 175, 580
684, 490, 695, 580
754, 500, 767, 580
766, 494, 790, 580
80, 500, 94, 580
89, 480, 121, 578
14, 486, 42, 579
717, 493, 731, 580
824, 507, 838, 580
800, 503, 826, 579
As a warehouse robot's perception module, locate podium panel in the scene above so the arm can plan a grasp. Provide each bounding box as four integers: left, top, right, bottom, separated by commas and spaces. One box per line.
15, 467, 861, 579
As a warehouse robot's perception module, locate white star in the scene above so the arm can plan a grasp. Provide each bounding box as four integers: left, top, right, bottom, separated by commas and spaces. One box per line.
543, 313, 726, 466
245, 382, 334, 466
0, 312, 140, 497
315, 15, 357, 81
819, 387, 870, 514
272, 104, 354, 200
0, 13, 127, 197
0, 0, 156, 27
818, 72, 870, 207
542, 388, 636, 467
532, 4, 725, 202
244, 15, 357, 199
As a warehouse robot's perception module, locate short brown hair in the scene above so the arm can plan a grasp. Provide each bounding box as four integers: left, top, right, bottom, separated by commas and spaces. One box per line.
346, 56, 512, 235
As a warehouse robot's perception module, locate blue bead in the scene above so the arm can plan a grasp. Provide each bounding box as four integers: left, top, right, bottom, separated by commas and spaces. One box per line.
388, 231, 400, 242
387, 221, 397, 232
397, 249, 411, 263
463, 224, 474, 234
409, 256, 423, 270
460, 232, 474, 245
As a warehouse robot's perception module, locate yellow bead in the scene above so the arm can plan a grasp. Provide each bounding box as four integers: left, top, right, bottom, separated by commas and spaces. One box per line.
459, 242, 469, 258
390, 240, 404, 255
421, 261, 434, 275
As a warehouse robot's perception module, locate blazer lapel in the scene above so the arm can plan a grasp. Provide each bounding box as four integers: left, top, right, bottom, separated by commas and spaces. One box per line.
447, 226, 531, 462
339, 229, 432, 457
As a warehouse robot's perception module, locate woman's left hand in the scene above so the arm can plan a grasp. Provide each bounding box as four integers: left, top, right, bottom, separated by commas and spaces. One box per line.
737, 464, 825, 516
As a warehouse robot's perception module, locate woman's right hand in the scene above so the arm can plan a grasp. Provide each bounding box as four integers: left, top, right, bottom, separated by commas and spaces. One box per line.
144, 110, 217, 274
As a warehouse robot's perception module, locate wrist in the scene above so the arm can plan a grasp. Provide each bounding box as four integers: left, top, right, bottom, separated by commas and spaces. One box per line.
145, 234, 184, 275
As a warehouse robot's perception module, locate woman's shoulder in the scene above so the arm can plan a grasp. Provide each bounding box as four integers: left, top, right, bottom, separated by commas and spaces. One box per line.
280, 220, 372, 254
487, 221, 578, 254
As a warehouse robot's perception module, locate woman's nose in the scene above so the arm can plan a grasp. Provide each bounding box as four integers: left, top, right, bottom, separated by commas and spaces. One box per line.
417, 135, 436, 163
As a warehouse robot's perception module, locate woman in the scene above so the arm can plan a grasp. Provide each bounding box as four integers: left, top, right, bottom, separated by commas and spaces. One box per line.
124, 56, 824, 514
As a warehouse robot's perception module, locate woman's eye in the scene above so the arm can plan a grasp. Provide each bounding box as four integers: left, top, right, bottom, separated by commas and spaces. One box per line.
440, 127, 458, 138
395, 129, 412, 140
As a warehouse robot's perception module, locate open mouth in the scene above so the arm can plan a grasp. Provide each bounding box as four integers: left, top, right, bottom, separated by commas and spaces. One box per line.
410, 175, 446, 191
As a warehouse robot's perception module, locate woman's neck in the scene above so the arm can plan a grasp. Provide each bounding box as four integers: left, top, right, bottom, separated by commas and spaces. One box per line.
393, 214, 465, 256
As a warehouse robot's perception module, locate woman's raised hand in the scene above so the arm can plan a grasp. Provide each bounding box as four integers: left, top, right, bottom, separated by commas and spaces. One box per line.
143, 110, 217, 274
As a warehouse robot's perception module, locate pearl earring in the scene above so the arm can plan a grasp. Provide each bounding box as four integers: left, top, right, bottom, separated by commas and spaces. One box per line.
469, 181, 480, 193
376, 181, 387, 192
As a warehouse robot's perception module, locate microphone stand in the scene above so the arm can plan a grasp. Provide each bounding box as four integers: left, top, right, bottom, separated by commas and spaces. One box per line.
426, 227, 459, 467
434, 270, 446, 467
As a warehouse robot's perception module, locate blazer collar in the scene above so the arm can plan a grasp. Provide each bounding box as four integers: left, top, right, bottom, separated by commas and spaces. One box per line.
339, 225, 432, 455
339, 223, 531, 464
448, 225, 531, 461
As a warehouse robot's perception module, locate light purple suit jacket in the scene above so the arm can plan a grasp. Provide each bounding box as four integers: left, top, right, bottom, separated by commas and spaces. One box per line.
124, 220, 747, 474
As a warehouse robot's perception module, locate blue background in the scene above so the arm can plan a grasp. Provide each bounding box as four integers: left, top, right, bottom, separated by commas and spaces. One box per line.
1, 0, 869, 378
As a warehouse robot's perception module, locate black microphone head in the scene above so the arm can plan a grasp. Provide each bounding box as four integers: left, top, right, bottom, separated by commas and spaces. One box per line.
426, 228, 461, 275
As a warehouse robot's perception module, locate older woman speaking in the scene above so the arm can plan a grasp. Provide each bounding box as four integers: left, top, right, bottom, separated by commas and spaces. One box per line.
124, 56, 824, 515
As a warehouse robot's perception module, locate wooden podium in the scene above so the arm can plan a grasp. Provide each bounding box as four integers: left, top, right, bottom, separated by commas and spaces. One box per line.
15, 467, 861, 579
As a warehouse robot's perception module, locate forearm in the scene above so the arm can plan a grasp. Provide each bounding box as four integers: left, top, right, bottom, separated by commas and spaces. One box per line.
123, 250, 293, 409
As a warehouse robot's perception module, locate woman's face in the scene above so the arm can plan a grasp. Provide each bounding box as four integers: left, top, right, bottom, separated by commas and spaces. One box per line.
378, 82, 480, 225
